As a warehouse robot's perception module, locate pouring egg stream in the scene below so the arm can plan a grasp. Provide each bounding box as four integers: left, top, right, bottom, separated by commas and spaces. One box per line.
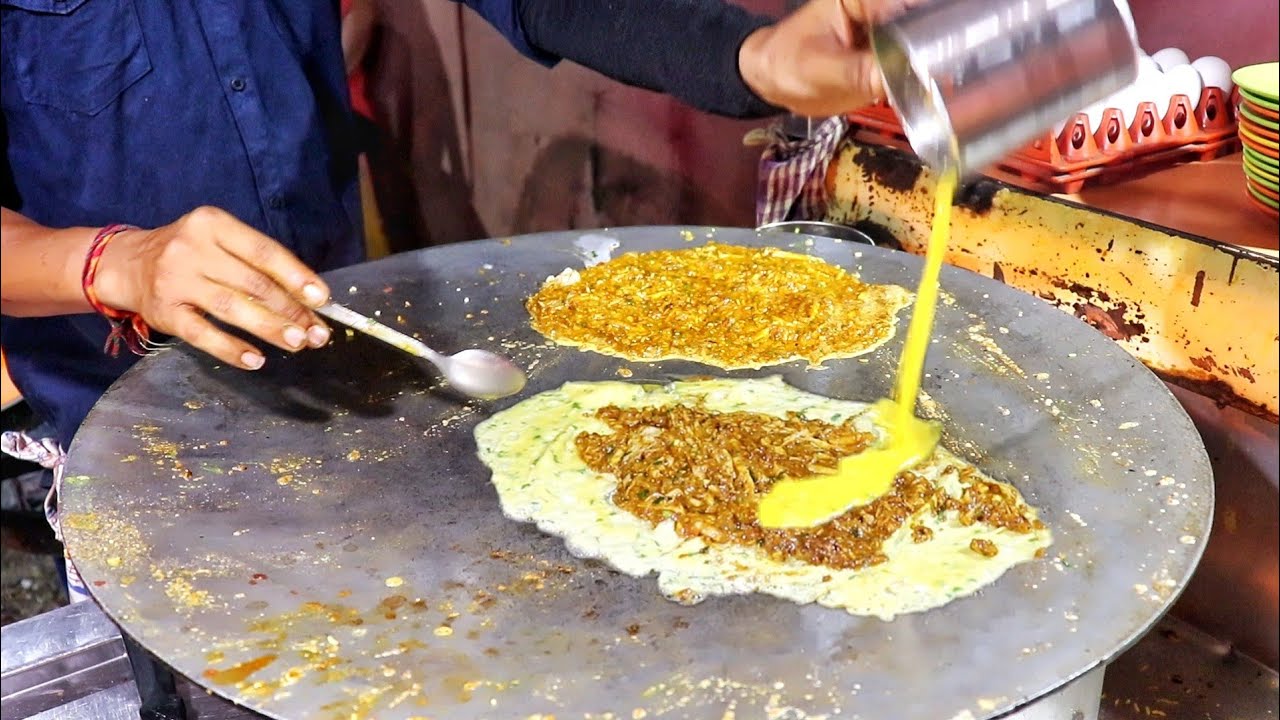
758, 45, 1242, 529
758, 169, 957, 529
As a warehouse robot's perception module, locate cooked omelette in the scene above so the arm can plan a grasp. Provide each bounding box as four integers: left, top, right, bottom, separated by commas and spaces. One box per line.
525, 243, 913, 369
475, 377, 1051, 619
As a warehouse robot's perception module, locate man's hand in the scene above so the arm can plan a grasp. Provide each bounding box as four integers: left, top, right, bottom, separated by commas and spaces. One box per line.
739, 0, 919, 117
93, 206, 332, 370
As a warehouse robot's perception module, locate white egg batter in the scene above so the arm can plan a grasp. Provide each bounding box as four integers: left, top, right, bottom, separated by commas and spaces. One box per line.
474, 377, 1051, 619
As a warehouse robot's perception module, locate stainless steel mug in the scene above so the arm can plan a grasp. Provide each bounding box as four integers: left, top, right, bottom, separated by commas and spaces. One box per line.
873, 0, 1140, 175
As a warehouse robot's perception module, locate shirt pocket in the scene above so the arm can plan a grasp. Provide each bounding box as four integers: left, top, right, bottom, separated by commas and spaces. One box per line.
1, 0, 152, 115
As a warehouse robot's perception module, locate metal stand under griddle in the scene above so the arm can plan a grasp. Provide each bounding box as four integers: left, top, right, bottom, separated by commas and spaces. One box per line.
3, 600, 1275, 719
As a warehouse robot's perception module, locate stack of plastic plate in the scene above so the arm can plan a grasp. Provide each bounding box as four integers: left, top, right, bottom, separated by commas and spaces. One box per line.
1233, 62, 1279, 220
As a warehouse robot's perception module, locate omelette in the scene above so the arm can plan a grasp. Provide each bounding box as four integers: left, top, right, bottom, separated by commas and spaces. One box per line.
525, 243, 913, 370
474, 377, 1051, 619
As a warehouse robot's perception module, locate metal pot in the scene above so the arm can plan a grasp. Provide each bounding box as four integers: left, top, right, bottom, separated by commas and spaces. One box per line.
872, 0, 1140, 174
757, 220, 878, 245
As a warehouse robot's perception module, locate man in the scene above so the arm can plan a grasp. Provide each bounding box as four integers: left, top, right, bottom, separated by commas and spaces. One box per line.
1, 0, 906, 595
2, 1, 909, 710
1, 0, 904, 448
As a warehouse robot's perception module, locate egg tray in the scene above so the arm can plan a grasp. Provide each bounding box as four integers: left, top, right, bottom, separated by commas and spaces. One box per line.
845, 86, 1242, 195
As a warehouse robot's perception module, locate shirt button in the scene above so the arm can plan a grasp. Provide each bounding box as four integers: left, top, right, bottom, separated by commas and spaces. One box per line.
230, 77, 247, 92
268, 196, 285, 209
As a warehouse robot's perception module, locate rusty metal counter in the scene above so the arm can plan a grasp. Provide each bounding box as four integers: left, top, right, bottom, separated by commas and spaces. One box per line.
822, 142, 1280, 671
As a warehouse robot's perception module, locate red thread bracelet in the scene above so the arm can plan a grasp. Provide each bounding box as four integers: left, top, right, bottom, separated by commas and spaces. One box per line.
82, 224, 152, 357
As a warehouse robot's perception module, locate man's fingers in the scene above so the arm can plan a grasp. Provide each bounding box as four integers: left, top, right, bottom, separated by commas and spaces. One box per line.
789, 49, 886, 114
842, 0, 916, 25
200, 255, 330, 347
186, 206, 331, 308
219, 226, 330, 308
839, 0, 871, 23
193, 282, 318, 353
831, 0, 858, 46
167, 306, 266, 370
116, 206, 336, 369
845, 51, 885, 105
746, 0, 899, 117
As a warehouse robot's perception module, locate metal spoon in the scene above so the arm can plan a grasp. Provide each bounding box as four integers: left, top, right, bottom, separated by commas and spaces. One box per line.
315, 302, 527, 400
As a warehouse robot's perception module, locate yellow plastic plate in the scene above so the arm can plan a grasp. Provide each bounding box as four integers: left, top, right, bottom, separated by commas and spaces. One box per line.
1233, 62, 1279, 101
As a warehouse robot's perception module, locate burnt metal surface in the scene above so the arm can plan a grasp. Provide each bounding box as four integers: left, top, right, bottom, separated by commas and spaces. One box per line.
59, 228, 1213, 720
1098, 614, 1279, 719
1163, 384, 1280, 670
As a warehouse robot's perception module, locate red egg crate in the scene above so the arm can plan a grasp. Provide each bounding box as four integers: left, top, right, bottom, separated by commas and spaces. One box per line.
845, 87, 1242, 194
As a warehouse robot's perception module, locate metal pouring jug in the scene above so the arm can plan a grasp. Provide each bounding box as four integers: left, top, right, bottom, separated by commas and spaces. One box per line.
872, 0, 1141, 176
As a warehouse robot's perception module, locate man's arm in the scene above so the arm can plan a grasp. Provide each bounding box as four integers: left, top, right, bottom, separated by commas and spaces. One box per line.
457, 0, 915, 119
505, 0, 780, 118
0, 209, 100, 317
1, 206, 333, 369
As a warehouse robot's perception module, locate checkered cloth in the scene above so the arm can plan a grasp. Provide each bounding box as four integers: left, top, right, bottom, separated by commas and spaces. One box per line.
2, 431, 90, 603
755, 115, 850, 226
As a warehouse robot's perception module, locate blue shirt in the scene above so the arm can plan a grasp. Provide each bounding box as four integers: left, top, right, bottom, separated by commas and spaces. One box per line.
0, 0, 550, 448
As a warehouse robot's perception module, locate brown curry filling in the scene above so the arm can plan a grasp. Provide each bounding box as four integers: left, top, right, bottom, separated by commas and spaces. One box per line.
575, 404, 1043, 570
527, 244, 909, 368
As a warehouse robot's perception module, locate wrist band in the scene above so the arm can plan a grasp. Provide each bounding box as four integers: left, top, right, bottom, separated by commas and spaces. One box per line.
82, 224, 152, 357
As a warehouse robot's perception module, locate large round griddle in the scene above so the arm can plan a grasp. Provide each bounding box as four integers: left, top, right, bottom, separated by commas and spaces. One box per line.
61, 227, 1213, 720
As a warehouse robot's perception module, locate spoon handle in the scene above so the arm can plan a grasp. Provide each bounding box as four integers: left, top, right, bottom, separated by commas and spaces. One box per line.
315, 302, 440, 362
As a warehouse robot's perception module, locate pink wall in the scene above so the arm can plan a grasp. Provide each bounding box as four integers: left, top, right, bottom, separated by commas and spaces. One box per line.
363, 1, 784, 249
1128, 0, 1278, 68
364, 0, 1276, 252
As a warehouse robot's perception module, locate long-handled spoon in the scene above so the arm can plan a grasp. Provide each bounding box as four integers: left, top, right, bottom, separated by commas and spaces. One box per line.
316, 302, 527, 400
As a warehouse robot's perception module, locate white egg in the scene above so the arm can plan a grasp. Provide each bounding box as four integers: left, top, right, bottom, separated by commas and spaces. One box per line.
1151, 47, 1190, 72
1133, 59, 1166, 111
1102, 88, 1135, 129
1128, 66, 1165, 121
1191, 56, 1234, 92
1163, 64, 1205, 110
1138, 56, 1163, 82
